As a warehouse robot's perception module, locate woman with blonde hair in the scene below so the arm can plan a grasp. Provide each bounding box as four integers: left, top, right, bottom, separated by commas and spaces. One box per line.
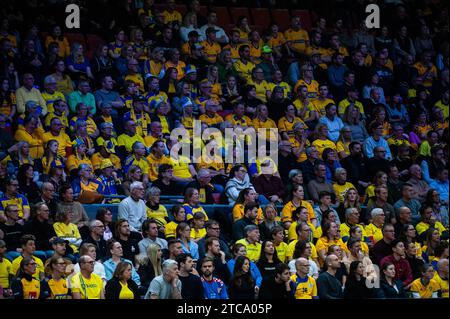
206, 64, 223, 101
342, 102, 368, 143
180, 11, 200, 42
66, 42, 94, 81
43, 255, 71, 299
136, 243, 163, 292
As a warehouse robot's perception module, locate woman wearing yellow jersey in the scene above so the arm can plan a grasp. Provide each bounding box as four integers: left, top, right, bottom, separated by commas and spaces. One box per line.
364, 171, 388, 204
145, 187, 169, 228
10, 256, 46, 299
53, 210, 82, 254
278, 104, 304, 144
105, 261, 140, 299
235, 16, 251, 43
316, 222, 348, 266
281, 185, 316, 230
336, 126, 353, 159
66, 139, 93, 173
252, 104, 278, 140
206, 65, 223, 102
311, 124, 337, 158
43, 256, 71, 299
232, 188, 264, 223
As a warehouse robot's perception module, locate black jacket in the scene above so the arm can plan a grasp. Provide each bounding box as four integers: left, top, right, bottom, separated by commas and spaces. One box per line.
179, 273, 204, 299
344, 276, 373, 299
316, 271, 344, 299
81, 235, 108, 261
373, 279, 406, 298
105, 277, 140, 299
232, 217, 257, 242
259, 277, 295, 299
23, 218, 57, 251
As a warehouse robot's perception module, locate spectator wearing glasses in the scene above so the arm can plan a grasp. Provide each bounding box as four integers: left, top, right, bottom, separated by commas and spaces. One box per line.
118, 181, 147, 233
0, 177, 30, 222
71, 254, 105, 299
225, 165, 256, 206
81, 220, 108, 261
198, 220, 232, 261
370, 223, 396, 265
10, 256, 48, 299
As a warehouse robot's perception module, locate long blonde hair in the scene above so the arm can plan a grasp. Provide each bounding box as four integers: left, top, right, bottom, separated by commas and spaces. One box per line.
137, 243, 163, 277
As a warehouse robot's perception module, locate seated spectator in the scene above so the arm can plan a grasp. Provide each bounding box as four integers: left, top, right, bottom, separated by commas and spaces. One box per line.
0, 177, 31, 222
199, 256, 228, 299
380, 239, 413, 288
424, 189, 449, 227
103, 239, 140, 285
145, 186, 169, 229
314, 191, 340, 226
307, 164, 335, 204
114, 219, 140, 262
197, 220, 232, 261
71, 254, 105, 299
342, 237, 376, 279
152, 164, 182, 196
175, 222, 199, 260
287, 240, 319, 279
165, 205, 186, 240
15, 73, 46, 115
105, 261, 140, 299
229, 255, 256, 299
415, 205, 448, 242
394, 183, 422, 223
316, 222, 348, 267
10, 256, 47, 299
53, 210, 82, 255
365, 208, 387, 246
176, 252, 204, 300
316, 254, 344, 299
139, 219, 168, 256
363, 122, 392, 160
68, 80, 96, 115
136, 243, 163, 293
253, 160, 284, 204
81, 220, 108, 261
258, 263, 295, 299
232, 188, 264, 224
427, 168, 449, 205
118, 181, 147, 233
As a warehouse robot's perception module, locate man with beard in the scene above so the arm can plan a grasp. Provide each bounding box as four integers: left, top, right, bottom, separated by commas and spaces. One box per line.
199, 256, 228, 299
380, 240, 413, 288
258, 263, 294, 299
197, 237, 229, 285
176, 253, 204, 299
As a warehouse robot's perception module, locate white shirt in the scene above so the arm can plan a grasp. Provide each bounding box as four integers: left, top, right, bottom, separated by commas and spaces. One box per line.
118, 196, 147, 232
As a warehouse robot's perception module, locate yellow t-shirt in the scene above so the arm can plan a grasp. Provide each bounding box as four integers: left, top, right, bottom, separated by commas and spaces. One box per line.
71, 272, 103, 299
313, 98, 335, 117
199, 113, 224, 126
286, 240, 318, 260
410, 278, 440, 298
235, 239, 261, 262
284, 28, 309, 53
14, 128, 44, 159
119, 281, 135, 299
232, 204, 264, 224
42, 131, 72, 158
42, 91, 66, 113
290, 274, 317, 299
46, 276, 70, 299
170, 156, 193, 179
365, 223, 383, 244
146, 205, 168, 227
53, 222, 81, 253
233, 60, 256, 83
433, 272, 449, 298
311, 139, 337, 158
278, 116, 305, 143
11, 256, 44, 280
333, 182, 356, 203
294, 79, 319, 99
275, 242, 289, 263
247, 79, 271, 102
164, 221, 179, 239
416, 221, 446, 236
338, 99, 365, 117
201, 40, 222, 64
281, 200, 315, 224
288, 221, 316, 242
315, 237, 347, 262
190, 228, 207, 241
0, 258, 12, 288
146, 153, 171, 181
336, 140, 351, 158
117, 133, 145, 153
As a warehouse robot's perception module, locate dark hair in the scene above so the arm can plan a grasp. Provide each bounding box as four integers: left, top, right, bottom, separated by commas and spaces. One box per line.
176, 253, 193, 266
292, 240, 310, 259
259, 240, 281, 264
231, 256, 254, 289
170, 204, 184, 219
348, 260, 363, 281
20, 234, 36, 247
275, 263, 290, 276
141, 218, 158, 237
235, 188, 254, 206
168, 238, 182, 249
229, 164, 246, 178
96, 208, 111, 224
346, 237, 360, 249
244, 202, 259, 215
199, 256, 215, 268
17, 163, 34, 185
434, 240, 449, 258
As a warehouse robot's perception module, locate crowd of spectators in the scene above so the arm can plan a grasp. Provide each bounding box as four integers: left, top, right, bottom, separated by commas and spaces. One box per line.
0, 0, 448, 299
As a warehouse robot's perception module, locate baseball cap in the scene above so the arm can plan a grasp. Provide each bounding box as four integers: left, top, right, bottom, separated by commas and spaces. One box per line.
188, 30, 199, 38
51, 237, 66, 245
100, 159, 114, 170
103, 140, 116, 153
206, 27, 219, 34
262, 45, 272, 54
185, 64, 197, 75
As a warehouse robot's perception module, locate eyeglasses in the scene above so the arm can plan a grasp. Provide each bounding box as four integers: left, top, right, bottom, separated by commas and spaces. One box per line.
82, 261, 95, 265
210, 227, 220, 231
94, 225, 105, 228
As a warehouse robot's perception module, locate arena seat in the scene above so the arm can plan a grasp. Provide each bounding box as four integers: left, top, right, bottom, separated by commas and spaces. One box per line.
65, 32, 86, 47
215, 6, 232, 26
270, 9, 291, 31
250, 8, 271, 27
229, 7, 252, 25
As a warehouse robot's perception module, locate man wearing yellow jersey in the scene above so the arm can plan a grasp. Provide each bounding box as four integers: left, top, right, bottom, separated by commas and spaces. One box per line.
225, 102, 252, 128
248, 67, 271, 103
146, 139, 171, 182
233, 45, 255, 84
286, 222, 319, 266
365, 208, 385, 245
434, 89, 449, 119
124, 141, 150, 186
284, 16, 310, 56
0, 182, 30, 221
163, 0, 182, 26
224, 29, 241, 61
413, 51, 437, 88
201, 27, 222, 64
41, 75, 66, 113
117, 119, 145, 153
410, 263, 440, 298
11, 235, 45, 280
290, 258, 318, 299
333, 168, 356, 203
72, 255, 105, 299
236, 225, 262, 263
338, 87, 365, 117
42, 118, 72, 157
314, 84, 335, 117
433, 259, 449, 298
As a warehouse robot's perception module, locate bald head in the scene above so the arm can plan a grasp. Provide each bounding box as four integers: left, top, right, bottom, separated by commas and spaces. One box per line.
398, 206, 412, 223
437, 259, 449, 274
